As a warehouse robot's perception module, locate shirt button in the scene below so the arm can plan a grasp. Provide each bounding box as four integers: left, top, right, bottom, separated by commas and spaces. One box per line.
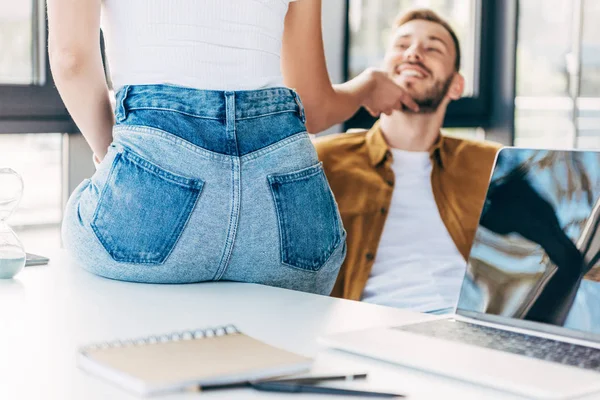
366, 253, 375, 261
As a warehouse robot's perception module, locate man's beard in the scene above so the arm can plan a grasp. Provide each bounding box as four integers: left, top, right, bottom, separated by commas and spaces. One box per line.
404, 74, 454, 114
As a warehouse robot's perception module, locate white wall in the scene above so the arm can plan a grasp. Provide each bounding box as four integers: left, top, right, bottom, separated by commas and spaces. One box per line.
320, 0, 347, 135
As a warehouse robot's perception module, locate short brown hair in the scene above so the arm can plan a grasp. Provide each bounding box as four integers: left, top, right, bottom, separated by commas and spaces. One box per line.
393, 9, 461, 72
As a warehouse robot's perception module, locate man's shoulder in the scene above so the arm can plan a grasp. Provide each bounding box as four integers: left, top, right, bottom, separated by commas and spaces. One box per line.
442, 135, 503, 166
443, 135, 503, 153
313, 129, 369, 151
313, 129, 372, 163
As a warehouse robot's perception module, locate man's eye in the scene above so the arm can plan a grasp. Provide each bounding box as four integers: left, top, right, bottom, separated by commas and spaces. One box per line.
426, 47, 442, 53
395, 43, 408, 50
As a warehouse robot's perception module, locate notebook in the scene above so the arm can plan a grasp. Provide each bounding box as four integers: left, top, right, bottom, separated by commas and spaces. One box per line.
77, 325, 313, 396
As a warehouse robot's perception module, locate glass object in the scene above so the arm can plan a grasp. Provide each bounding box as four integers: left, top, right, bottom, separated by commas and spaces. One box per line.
0, 134, 62, 227
0, 168, 26, 279
347, 0, 479, 96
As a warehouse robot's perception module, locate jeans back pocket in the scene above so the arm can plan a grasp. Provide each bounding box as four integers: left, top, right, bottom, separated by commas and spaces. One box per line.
268, 163, 342, 271
91, 149, 203, 264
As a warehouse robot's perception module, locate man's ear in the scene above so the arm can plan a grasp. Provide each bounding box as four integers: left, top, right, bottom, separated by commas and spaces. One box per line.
448, 73, 465, 101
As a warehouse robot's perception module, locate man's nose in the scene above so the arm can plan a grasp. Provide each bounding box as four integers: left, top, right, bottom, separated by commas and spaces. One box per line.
404, 44, 423, 62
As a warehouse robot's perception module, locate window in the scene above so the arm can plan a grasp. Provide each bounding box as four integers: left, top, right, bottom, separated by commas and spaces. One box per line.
344, 0, 491, 130
0, 0, 35, 84
514, 0, 600, 149
578, 0, 600, 148
0, 0, 72, 133
0, 1, 67, 250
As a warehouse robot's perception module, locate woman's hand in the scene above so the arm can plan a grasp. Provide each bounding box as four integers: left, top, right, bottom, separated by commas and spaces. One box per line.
357, 68, 420, 116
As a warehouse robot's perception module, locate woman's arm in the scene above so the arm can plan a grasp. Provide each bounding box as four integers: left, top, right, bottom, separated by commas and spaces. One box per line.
47, 0, 114, 160
282, 0, 418, 133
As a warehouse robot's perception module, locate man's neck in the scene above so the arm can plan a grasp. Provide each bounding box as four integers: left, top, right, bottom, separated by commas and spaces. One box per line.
379, 110, 445, 152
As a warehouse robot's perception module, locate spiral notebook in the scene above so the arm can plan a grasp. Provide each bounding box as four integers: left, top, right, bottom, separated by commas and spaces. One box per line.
78, 325, 312, 396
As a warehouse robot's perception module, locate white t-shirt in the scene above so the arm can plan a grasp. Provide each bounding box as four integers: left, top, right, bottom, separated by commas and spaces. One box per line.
101, 0, 298, 92
361, 148, 466, 313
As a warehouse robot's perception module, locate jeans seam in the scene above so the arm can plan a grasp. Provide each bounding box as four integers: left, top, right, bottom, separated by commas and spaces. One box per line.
236, 109, 297, 121
213, 92, 240, 281
124, 106, 222, 120
213, 158, 240, 281
120, 148, 204, 188
268, 174, 289, 271
241, 132, 308, 162
113, 125, 232, 163
269, 162, 324, 184
280, 233, 345, 273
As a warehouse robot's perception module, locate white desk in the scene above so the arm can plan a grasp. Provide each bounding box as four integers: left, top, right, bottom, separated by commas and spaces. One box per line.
1, 250, 597, 400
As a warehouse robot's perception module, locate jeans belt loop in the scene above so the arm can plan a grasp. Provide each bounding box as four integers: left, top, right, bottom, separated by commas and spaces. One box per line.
291, 89, 306, 124
116, 85, 131, 123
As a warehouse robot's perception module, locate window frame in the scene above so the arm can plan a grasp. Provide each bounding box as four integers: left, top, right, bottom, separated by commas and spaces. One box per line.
0, 0, 77, 134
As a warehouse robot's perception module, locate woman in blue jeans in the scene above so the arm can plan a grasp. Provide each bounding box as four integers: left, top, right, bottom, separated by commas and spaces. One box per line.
48, 0, 419, 294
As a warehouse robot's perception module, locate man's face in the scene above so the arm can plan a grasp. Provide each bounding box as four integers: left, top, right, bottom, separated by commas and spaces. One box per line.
384, 19, 460, 113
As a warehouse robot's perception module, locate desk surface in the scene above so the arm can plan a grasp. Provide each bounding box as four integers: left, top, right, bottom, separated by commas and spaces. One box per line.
1, 250, 596, 400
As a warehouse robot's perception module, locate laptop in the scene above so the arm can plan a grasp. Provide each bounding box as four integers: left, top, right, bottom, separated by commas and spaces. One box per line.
320, 148, 600, 400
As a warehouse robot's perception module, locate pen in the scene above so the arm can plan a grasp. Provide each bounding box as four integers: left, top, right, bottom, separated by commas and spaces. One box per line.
250, 381, 405, 398
266, 373, 368, 384
196, 373, 368, 391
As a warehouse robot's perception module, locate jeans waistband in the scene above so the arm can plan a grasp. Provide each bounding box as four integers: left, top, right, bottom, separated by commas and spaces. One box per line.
114, 84, 306, 123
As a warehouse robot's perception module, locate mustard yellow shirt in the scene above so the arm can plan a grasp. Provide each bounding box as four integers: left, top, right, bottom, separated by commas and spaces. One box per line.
314, 121, 502, 300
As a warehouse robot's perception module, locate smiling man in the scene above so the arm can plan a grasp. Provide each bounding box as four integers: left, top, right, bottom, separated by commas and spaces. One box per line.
315, 9, 502, 314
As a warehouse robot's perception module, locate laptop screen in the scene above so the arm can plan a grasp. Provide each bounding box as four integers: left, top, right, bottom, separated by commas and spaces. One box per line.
457, 148, 600, 340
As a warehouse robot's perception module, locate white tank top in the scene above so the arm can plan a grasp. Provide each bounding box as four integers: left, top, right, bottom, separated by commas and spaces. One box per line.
101, 0, 298, 92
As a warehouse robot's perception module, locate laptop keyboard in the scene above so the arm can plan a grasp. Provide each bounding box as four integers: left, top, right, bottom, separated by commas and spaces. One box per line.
395, 319, 600, 372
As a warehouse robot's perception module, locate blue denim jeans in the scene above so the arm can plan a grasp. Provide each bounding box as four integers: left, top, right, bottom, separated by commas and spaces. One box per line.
62, 85, 346, 295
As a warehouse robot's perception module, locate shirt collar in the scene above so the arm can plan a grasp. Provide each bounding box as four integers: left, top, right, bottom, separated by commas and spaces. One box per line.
365, 120, 446, 169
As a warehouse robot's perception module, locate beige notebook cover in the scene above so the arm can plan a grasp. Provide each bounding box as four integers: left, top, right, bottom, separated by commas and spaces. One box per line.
77, 325, 312, 396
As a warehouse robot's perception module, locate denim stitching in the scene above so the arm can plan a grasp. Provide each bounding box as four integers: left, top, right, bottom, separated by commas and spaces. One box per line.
115, 85, 131, 123
280, 233, 344, 273
267, 174, 292, 271
267, 164, 341, 272
90, 149, 204, 264
236, 109, 297, 121
279, 169, 339, 270
213, 92, 241, 280
241, 132, 308, 162
124, 106, 222, 120
113, 125, 231, 163
159, 181, 203, 263
269, 162, 324, 183
91, 153, 125, 260
290, 90, 306, 123
120, 148, 204, 189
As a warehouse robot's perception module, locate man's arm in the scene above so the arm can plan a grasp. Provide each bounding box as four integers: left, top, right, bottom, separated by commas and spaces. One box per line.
47, 0, 114, 161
